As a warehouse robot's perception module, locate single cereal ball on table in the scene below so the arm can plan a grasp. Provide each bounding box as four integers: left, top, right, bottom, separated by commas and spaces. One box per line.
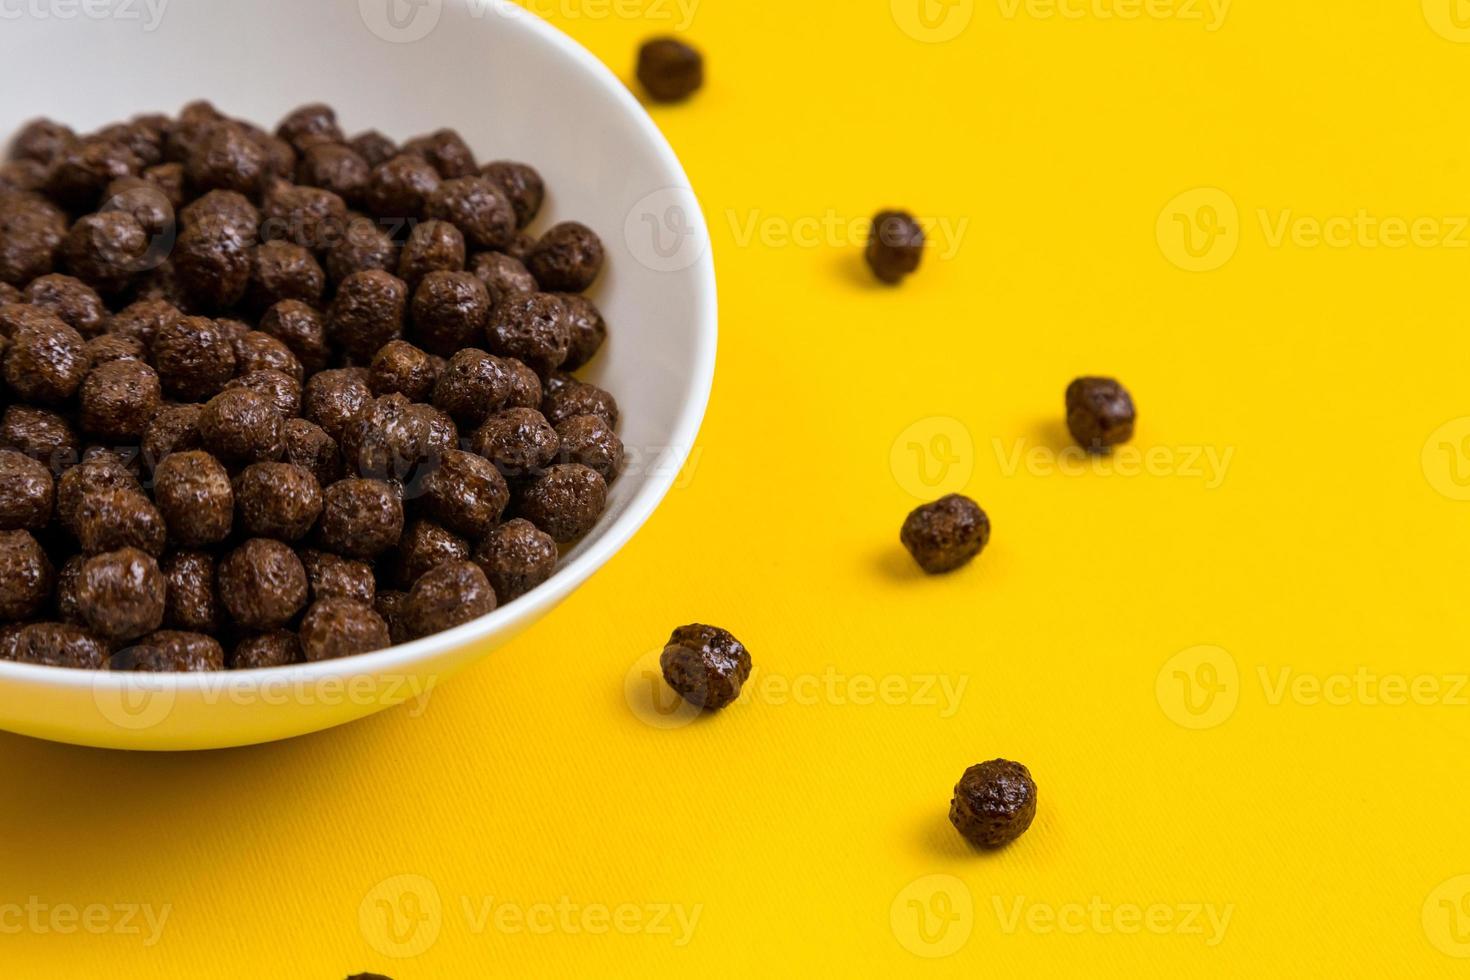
283, 417, 342, 488
219, 538, 308, 630
0, 193, 67, 287
78, 359, 162, 442
394, 519, 469, 588
296, 142, 370, 207
230, 630, 304, 669
302, 367, 373, 444
865, 210, 924, 284
469, 251, 537, 305
173, 213, 253, 309
370, 339, 439, 401
472, 407, 559, 479
0, 530, 52, 620
7, 623, 108, 669
151, 314, 237, 401
247, 241, 325, 312
72, 486, 167, 556
141, 403, 203, 467
558, 294, 607, 371
151, 450, 233, 547
398, 219, 464, 290
299, 598, 391, 662
424, 176, 516, 251
85, 333, 146, 366
949, 760, 1038, 848
328, 269, 407, 363
350, 130, 398, 169
636, 37, 705, 103
326, 215, 398, 285
480, 161, 544, 230
365, 154, 441, 220
472, 518, 556, 603
162, 550, 220, 632
23, 274, 108, 336
403, 559, 496, 638
517, 463, 607, 543
299, 548, 375, 605
0, 449, 54, 531
403, 128, 478, 179
541, 373, 619, 427
4, 312, 89, 405
198, 388, 284, 465
185, 121, 270, 196
260, 299, 330, 373
659, 624, 750, 711
276, 103, 344, 154
432, 348, 510, 426
2, 406, 78, 469
484, 292, 569, 376
555, 414, 623, 483
261, 180, 347, 254
108, 297, 183, 346
900, 494, 989, 574
423, 449, 508, 540
234, 461, 322, 541
411, 270, 491, 357
76, 546, 166, 640
224, 368, 302, 420
1065, 376, 1135, 453
318, 478, 403, 559
112, 630, 224, 671
526, 222, 604, 293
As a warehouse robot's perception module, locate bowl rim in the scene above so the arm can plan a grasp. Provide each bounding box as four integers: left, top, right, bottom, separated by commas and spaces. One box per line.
0, 0, 718, 694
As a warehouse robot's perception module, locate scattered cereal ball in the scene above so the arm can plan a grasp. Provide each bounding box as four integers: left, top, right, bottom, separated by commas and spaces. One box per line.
469, 251, 537, 305
425, 176, 516, 251
398, 219, 465, 290
472, 518, 556, 603
403, 129, 477, 179
472, 407, 559, 478
326, 214, 398, 285
900, 494, 989, 574
556, 414, 624, 483
186, 121, 270, 196
659, 624, 750, 710
0, 449, 54, 530
248, 240, 325, 311
261, 180, 347, 253
480, 161, 544, 230
504, 358, 542, 410
318, 478, 403, 559
411, 270, 491, 356
350, 131, 398, 169
0, 193, 67, 286
1, 405, 77, 469
276, 103, 344, 154
224, 369, 302, 420
403, 559, 495, 638
11, 118, 75, 164
78, 359, 162, 441
484, 292, 569, 376
541, 373, 619, 427
47, 136, 141, 210
949, 760, 1038, 848
517, 463, 607, 543
296, 142, 371, 206
162, 550, 220, 632
299, 598, 391, 661
865, 210, 925, 284
394, 519, 469, 588
23, 274, 108, 336
432, 348, 510, 426
153, 450, 234, 547
365, 154, 441, 220
526, 222, 604, 293
7, 622, 108, 669
328, 269, 407, 362
1065, 376, 1135, 453
423, 449, 509, 540
302, 367, 373, 443
370, 339, 438, 401
198, 388, 284, 465
72, 487, 166, 556
230, 630, 303, 669
218, 538, 308, 629
558, 293, 607, 371
111, 630, 224, 671
259, 299, 330, 373
141, 403, 203, 467
77, 546, 165, 640
283, 417, 341, 488
235, 461, 322, 540
299, 548, 375, 605
108, 297, 182, 346
637, 37, 705, 103
0, 530, 51, 620
173, 213, 254, 309
85, 333, 146, 366
4, 311, 89, 404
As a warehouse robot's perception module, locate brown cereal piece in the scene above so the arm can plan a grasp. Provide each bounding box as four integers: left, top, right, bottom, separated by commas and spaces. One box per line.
504, 358, 543, 410
432, 349, 511, 426
275, 103, 344, 154
0, 193, 67, 286
96, 119, 165, 169
472, 407, 559, 478
185, 121, 270, 196
283, 417, 341, 488
152, 450, 234, 547
8, 622, 107, 669
327, 269, 407, 363
174, 213, 253, 308
218, 538, 308, 629
423, 448, 509, 540
403, 559, 495, 638
0, 160, 48, 195
397, 219, 464, 290
23, 274, 109, 336
140, 403, 203, 466
468, 251, 537, 305
403, 129, 477, 179
108, 297, 182, 346
142, 161, 187, 210
296, 142, 370, 206
302, 367, 373, 443
179, 188, 258, 234
1065, 376, 1136, 453
374, 589, 412, 645
229, 630, 302, 669
394, 519, 469, 588
3, 310, 89, 405
78, 359, 162, 441
164, 101, 225, 163
261, 180, 346, 252
102, 175, 175, 240
410, 270, 491, 356
866, 210, 925, 284
517, 463, 607, 543
11, 119, 75, 165
161, 550, 220, 632
247, 240, 325, 311
0, 530, 52, 620
0, 449, 54, 530
350, 131, 398, 169
659, 624, 751, 711
366, 154, 441, 221
558, 294, 607, 371
326, 214, 397, 284
555, 414, 623, 483
259, 299, 330, 374
77, 546, 165, 640
299, 547, 375, 605
472, 518, 556, 603
541, 373, 619, 427
85, 333, 146, 365
112, 630, 224, 671
900, 494, 990, 574
526, 222, 604, 293
479, 161, 544, 230
637, 38, 706, 103
224, 369, 302, 420
240, 123, 297, 182
299, 597, 391, 661
950, 760, 1038, 848
340, 394, 456, 484
235, 461, 322, 540
46, 137, 140, 210
0, 283, 19, 304
198, 388, 285, 465
318, 478, 403, 559
484, 292, 569, 376
505, 231, 535, 262
370, 340, 438, 401
56, 455, 139, 535
424, 176, 516, 251
233, 330, 303, 381
54, 554, 84, 622
151, 314, 236, 400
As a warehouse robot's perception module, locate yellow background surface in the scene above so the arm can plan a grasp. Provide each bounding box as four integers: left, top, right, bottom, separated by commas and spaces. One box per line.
7, 0, 1470, 975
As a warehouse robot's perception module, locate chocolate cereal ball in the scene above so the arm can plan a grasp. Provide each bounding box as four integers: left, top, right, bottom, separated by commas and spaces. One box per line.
0, 193, 67, 286
0, 530, 51, 620
328, 269, 407, 362
504, 358, 542, 410
7, 623, 107, 669
233, 329, 303, 380
141, 403, 202, 466
299, 548, 375, 605
637, 38, 705, 103
480, 161, 544, 230
11, 118, 75, 164
56, 455, 138, 533
230, 630, 303, 669
162, 550, 220, 632
85, 333, 147, 365
558, 293, 607, 371
261, 181, 346, 253
393, 518, 467, 586
398, 219, 465, 290
900, 494, 990, 575
484, 292, 569, 376
350, 131, 398, 169
659, 624, 751, 711
282, 417, 341, 488
949, 760, 1038, 849
866, 210, 925, 284
234, 461, 322, 540
2, 405, 77, 469
248, 240, 325, 311
47, 137, 140, 210
152, 314, 237, 400
23, 274, 108, 336
472, 518, 556, 603
468, 251, 537, 304
180, 188, 258, 233
326, 214, 397, 285
555, 414, 623, 483
339, 393, 454, 484
219, 538, 308, 629
517, 463, 606, 543
4, 312, 89, 405
541, 373, 619, 427
472, 407, 559, 478
365, 154, 441, 220
526, 222, 604, 293
198, 388, 284, 465
410, 270, 491, 356
0, 449, 54, 530
432, 349, 510, 426
1065, 376, 1135, 453
425, 176, 516, 251
297, 142, 370, 206
185, 121, 270, 196
102, 175, 175, 240
403, 559, 495, 638
112, 630, 224, 671
276, 103, 344, 153
369, 339, 438, 401
153, 450, 234, 547
302, 367, 373, 443
318, 478, 403, 559
403, 129, 477, 179
79, 359, 162, 441
423, 449, 508, 540
224, 369, 302, 420
77, 547, 165, 640
173, 213, 253, 309
108, 297, 182, 346
72, 487, 166, 556
259, 299, 330, 373
299, 598, 391, 661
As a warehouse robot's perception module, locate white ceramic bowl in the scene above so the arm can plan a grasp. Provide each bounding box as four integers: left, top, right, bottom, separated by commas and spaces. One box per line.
0, 0, 716, 749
